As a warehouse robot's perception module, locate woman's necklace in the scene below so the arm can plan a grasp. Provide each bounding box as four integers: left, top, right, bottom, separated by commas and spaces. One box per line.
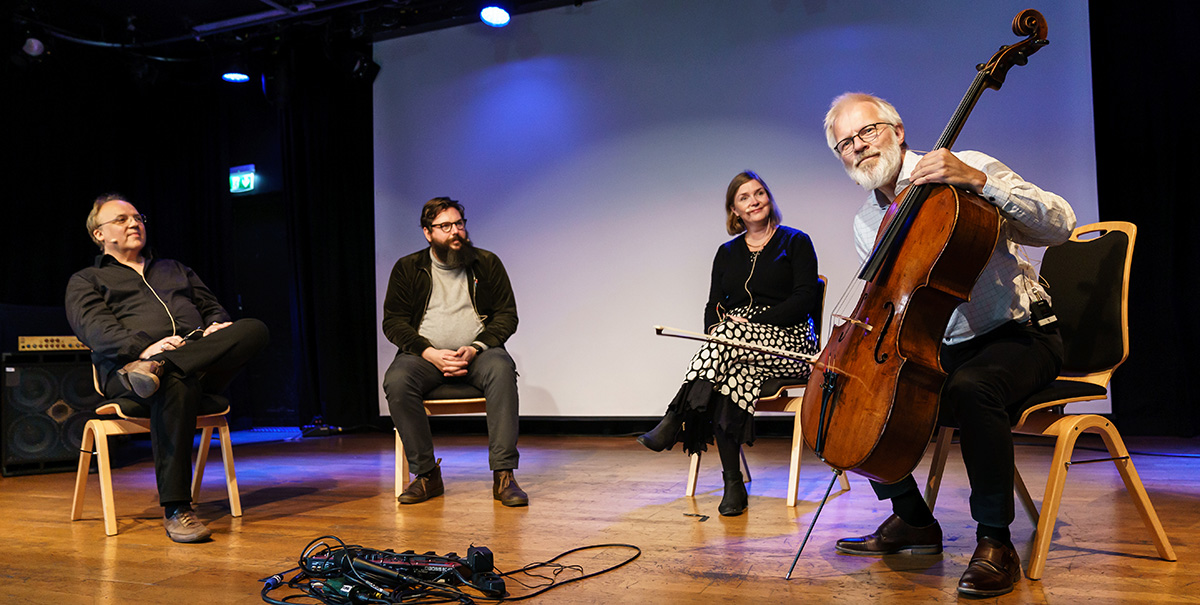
745, 226, 775, 251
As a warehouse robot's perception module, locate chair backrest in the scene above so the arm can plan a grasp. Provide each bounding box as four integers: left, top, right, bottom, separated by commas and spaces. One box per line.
1038, 221, 1135, 386
813, 275, 827, 342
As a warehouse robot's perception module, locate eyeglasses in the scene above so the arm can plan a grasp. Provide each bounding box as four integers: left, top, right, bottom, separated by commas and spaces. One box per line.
834, 122, 894, 156
429, 219, 467, 233
97, 213, 148, 228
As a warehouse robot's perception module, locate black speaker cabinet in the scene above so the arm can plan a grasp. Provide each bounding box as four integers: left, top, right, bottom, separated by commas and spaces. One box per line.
1, 352, 100, 476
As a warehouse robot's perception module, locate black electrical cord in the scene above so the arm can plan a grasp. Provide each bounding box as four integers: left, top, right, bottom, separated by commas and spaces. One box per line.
261, 536, 641, 604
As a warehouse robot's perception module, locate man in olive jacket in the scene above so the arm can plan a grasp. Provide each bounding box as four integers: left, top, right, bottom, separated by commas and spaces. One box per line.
382, 197, 526, 506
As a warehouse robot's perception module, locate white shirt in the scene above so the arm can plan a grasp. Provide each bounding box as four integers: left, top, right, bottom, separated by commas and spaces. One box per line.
852, 150, 1077, 345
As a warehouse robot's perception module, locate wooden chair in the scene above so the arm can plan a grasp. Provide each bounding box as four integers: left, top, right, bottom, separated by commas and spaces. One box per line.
394, 383, 487, 497
70, 368, 242, 536
685, 275, 851, 507
921, 221, 1175, 579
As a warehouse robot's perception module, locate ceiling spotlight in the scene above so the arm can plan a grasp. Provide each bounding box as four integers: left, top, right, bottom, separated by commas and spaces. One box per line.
22, 37, 45, 57
222, 58, 251, 83
480, 5, 510, 28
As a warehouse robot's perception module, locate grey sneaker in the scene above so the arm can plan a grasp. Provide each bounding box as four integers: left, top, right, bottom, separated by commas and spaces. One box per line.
163, 508, 213, 543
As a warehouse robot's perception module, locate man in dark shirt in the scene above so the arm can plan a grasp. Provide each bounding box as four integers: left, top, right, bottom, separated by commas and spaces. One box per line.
382, 197, 526, 507
66, 193, 268, 543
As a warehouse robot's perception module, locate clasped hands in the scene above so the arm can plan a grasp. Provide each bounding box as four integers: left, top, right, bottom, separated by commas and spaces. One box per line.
422, 345, 478, 377
138, 321, 232, 359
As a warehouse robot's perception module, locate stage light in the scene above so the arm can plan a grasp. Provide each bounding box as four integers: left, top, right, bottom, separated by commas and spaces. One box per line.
222, 57, 251, 83
22, 37, 45, 57
480, 6, 510, 27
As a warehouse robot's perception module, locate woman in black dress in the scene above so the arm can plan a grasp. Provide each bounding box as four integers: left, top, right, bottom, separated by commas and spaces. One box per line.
639, 170, 820, 516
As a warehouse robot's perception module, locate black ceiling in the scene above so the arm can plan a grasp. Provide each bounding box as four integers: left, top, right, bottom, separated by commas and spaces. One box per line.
9, 0, 588, 62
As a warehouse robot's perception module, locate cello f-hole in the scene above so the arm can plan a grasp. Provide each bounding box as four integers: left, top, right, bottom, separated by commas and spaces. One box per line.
873, 302, 895, 364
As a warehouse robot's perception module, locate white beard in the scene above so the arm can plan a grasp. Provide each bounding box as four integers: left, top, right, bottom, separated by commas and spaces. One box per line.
846, 142, 902, 192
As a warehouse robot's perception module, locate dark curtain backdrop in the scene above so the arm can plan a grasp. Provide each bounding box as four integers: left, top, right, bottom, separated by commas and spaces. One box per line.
1090, 3, 1200, 436
277, 42, 380, 430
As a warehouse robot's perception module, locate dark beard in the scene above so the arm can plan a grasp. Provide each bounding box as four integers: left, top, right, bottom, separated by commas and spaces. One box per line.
431, 235, 476, 269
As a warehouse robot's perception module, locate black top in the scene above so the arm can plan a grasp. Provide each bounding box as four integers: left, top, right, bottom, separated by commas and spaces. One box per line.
704, 225, 819, 330
65, 254, 231, 389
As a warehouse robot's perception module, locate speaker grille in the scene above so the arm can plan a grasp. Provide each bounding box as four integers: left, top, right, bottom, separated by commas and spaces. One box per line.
2, 352, 101, 476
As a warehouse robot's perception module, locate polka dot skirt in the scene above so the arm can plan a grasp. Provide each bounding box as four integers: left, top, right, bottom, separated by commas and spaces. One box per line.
682, 305, 817, 414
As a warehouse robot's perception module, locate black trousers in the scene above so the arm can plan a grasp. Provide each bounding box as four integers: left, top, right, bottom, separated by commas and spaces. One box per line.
102, 318, 269, 505
869, 321, 1063, 527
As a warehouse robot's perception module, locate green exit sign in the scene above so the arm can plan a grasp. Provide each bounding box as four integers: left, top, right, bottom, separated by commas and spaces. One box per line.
230, 164, 256, 193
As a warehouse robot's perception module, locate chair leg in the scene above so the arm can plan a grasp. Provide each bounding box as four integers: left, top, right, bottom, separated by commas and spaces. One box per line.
395, 430, 409, 498
740, 448, 751, 483
787, 412, 803, 507
192, 426, 214, 503
923, 427, 954, 512
217, 422, 242, 517
1027, 416, 1090, 580
685, 452, 700, 497
70, 420, 99, 521
1093, 419, 1176, 562
1014, 465, 1039, 526
94, 423, 119, 536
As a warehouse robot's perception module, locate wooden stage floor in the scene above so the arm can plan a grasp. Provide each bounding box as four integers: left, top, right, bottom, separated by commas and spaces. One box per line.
1, 431, 1196, 603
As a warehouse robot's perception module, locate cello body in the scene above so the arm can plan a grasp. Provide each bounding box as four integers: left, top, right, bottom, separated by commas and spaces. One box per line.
799, 8, 1048, 485
801, 184, 999, 484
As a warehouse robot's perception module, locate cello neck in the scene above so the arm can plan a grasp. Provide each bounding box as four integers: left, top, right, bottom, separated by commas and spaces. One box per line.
858, 10, 1049, 283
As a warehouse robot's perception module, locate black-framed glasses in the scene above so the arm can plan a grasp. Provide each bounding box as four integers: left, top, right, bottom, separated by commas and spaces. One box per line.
97, 213, 148, 228
834, 122, 894, 156
429, 219, 467, 233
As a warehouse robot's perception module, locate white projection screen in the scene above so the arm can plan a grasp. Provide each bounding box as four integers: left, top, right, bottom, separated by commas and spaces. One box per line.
372, 0, 1100, 418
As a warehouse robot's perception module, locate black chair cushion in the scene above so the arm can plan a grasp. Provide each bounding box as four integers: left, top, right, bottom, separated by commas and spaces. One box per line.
100, 394, 230, 418
424, 383, 485, 401
759, 376, 807, 399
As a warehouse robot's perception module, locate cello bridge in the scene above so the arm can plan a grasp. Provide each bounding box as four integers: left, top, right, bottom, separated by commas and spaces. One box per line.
832, 314, 873, 333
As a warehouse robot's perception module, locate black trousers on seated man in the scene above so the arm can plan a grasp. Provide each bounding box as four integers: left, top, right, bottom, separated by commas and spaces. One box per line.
384, 347, 519, 475
100, 318, 269, 505
869, 321, 1063, 529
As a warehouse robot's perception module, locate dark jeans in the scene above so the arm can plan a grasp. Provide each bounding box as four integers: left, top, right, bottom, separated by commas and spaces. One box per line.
870, 320, 1063, 527
102, 318, 270, 505
383, 347, 520, 475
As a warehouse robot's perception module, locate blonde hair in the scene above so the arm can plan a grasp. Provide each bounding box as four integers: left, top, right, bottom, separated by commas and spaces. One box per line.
86, 193, 128, 251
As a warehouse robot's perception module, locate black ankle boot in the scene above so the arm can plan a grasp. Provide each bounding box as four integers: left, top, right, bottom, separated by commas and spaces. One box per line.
637, 410, 684, 452
718, 471, 748, 516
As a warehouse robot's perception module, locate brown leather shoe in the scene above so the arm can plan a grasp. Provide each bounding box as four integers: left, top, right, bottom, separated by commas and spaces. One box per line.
163, 507, 212, 543
117, 359, 165, 398
835, 514, 943, 555
493, 470, 528, 507
399, 463, 444, 504
958, 537, 1021, 597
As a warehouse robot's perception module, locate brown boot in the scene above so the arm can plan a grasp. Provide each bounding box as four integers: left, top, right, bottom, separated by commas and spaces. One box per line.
493, 470, 528, 507
117, 359, 165, 398
399, 463, 444, 504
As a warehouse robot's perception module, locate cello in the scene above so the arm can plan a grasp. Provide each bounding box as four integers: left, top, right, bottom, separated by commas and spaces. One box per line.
799, 10, 1050, 485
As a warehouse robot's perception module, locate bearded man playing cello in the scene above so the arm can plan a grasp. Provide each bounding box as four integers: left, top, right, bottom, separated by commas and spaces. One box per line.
822, 93, 1076, 597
